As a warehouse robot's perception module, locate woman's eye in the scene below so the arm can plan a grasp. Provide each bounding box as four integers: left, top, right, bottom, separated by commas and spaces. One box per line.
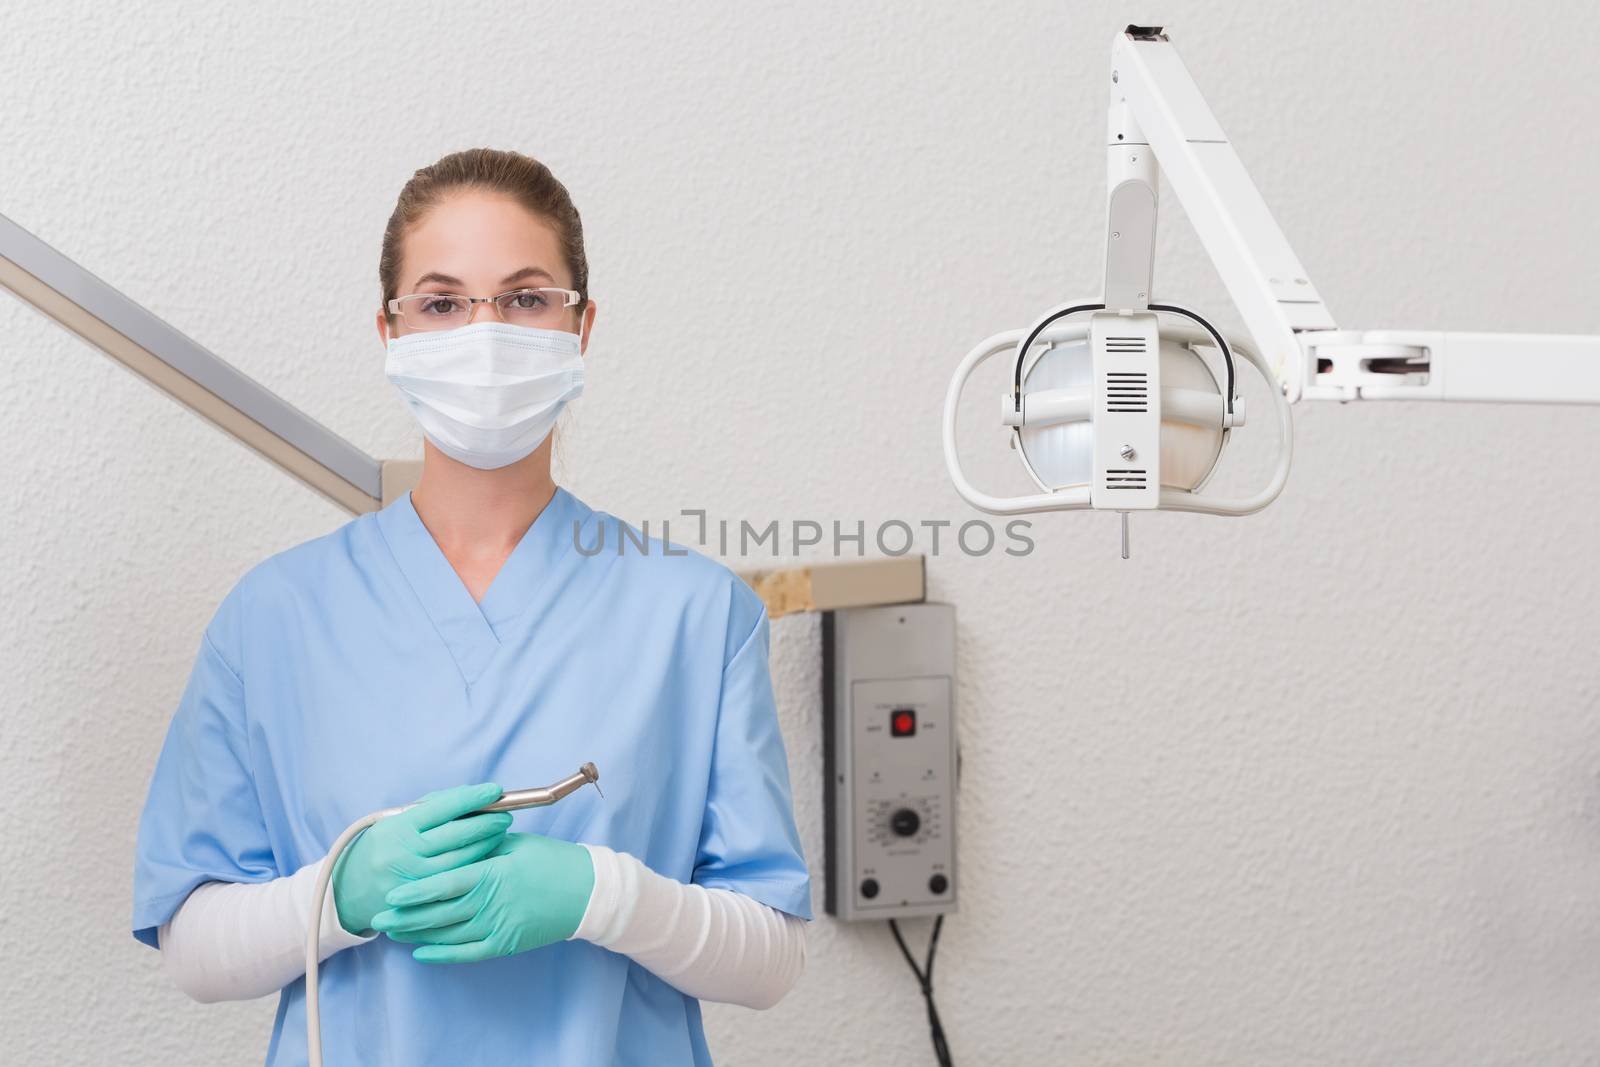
512, 292, 549, 310
422, 298, 460, 315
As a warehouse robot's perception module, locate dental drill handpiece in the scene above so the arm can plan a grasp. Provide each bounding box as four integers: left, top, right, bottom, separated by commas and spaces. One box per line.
305, 763, 602, 1067
479, 762, 603, 811
360, 763, 604, 821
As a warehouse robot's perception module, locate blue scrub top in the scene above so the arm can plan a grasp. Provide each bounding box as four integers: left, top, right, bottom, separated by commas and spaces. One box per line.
131, 487, 813, 1066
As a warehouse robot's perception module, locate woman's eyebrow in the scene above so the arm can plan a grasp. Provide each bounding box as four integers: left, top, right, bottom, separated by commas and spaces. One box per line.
409, 267, 554, 291
412, 271, 464, 290
500, 266, 554, 286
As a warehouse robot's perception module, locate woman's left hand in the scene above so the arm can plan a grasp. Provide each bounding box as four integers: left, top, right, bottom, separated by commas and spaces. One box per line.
370, 832, 596, 963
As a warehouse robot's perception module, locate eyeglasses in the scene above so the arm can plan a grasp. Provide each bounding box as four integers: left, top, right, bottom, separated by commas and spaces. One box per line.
386, 287, 583, 331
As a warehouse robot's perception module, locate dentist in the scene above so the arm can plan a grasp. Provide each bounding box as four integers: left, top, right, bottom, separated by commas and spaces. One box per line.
132, 148, 811, 1066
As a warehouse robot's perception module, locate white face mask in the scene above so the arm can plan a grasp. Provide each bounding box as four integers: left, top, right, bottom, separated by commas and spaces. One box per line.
384, 320, 585, 470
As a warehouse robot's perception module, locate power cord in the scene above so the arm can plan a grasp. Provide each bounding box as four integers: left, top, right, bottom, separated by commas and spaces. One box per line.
888, 916, 954, 1066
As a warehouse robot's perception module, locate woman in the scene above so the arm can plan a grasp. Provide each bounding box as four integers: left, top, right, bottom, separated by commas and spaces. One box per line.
131, 148, 812, 1065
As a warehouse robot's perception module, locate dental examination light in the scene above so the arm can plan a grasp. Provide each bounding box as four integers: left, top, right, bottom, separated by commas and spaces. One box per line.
943, 25, 1600, 557
306, 763, 602, 1067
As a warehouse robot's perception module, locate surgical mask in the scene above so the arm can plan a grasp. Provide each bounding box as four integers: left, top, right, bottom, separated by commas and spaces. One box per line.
384, 320, 585, 470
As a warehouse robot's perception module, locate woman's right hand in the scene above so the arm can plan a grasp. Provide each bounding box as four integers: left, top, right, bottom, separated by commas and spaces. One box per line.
331, 782, 512, 936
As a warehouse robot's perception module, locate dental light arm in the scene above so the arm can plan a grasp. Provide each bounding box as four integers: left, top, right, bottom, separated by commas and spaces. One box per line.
943, 25, 1599, 556
0, 212, 420, 514
1105, 25, 1600, 405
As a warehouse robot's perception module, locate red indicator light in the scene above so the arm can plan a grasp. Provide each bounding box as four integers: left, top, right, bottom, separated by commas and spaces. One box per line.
890, 709, 917, 737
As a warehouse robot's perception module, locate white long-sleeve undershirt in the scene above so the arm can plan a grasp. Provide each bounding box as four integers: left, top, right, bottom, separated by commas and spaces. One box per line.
157, 844, 807, 1011
572, 844, 807, 1010
157, 855, 373, 1003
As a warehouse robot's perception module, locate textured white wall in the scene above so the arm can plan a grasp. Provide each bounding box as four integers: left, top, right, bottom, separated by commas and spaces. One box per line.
2, 1, 1598, 1063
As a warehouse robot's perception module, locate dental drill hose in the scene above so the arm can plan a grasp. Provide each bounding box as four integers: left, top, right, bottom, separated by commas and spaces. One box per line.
305, 763, 602, 1067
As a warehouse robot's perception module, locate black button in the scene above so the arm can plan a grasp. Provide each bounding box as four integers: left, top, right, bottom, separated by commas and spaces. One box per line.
860, 878, 880, 899
890, 808, 921, 837
928, 874, 949, 895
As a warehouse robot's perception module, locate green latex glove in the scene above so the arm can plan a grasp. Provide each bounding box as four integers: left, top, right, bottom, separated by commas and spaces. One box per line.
370, 831, 596, 963
332, 782, 512, 936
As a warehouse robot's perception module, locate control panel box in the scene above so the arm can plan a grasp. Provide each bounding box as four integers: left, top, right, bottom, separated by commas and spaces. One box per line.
822, 603, 957, 921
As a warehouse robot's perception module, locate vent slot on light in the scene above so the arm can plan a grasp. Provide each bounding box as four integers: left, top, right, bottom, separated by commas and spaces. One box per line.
1103, 468, 1148, 489
1105, 371, 1149, 412
1104, 335, 1147, 353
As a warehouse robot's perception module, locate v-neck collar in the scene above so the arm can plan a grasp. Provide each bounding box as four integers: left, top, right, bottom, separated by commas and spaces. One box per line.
374, 486, 591, 686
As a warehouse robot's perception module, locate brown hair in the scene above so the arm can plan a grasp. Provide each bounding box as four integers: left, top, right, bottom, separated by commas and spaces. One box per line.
379, 148, 589, 314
